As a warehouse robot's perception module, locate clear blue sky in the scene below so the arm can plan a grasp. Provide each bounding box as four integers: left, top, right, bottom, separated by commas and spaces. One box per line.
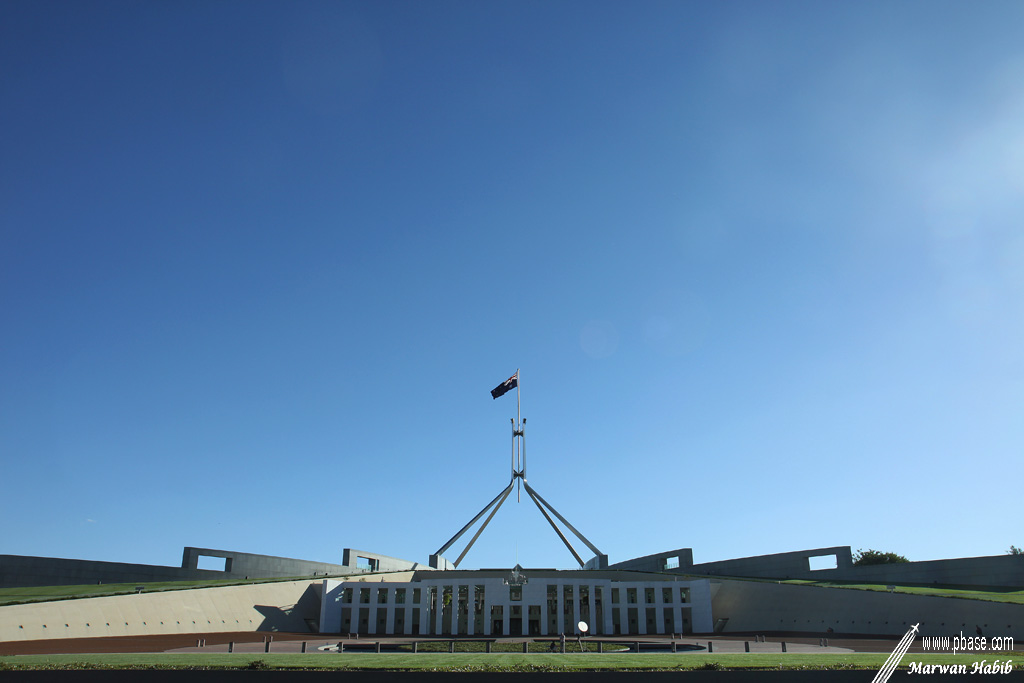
2, 0, 1022, 573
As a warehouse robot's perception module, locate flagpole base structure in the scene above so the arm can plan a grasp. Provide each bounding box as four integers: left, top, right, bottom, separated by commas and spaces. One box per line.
430, 474, 607, 570
428, 554, 456, 570
430, 482, 515, 569
522, 481, 608, 569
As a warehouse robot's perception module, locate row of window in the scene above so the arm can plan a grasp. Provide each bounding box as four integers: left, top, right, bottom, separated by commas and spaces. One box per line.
338, 584, 692, 606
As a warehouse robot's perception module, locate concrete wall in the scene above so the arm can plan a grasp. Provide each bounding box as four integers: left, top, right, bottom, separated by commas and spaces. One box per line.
689, 549, 1024, 588
824, 554, 1024, 588
0, 580, 321, 643
686, 546, 854, 579
0, 554, 231, 588
712, 578, 1024, 639
615, 546, 1024, 589
181, 547, 354, 579
608, 548, 694, 572
341, 549, 427, 573
1, 547, 425, 588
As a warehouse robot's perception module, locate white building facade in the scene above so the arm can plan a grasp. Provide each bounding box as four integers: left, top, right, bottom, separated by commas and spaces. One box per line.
319, 571, 712, 636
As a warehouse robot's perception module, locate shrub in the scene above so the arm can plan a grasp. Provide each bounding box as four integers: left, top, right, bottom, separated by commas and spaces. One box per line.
852, 549, 908, 566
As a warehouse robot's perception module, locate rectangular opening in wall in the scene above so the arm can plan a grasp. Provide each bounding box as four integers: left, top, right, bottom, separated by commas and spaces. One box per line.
664, 556, 680, 570
809, 554, 838, 570
197, 555, 228, 571
356, 556, 379, 571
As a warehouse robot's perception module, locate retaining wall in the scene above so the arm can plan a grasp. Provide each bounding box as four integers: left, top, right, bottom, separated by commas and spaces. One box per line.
712, 578, 1024, 639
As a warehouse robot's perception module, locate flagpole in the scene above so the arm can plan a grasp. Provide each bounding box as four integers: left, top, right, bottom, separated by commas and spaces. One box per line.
516, 368, 521, 502
518, 369, 525, 483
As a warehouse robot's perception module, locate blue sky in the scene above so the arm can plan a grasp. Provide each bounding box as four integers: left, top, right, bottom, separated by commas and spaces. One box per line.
2, 0, 1022, 573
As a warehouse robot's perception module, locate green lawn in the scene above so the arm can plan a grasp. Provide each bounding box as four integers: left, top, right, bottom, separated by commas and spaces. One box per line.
780, 580, 1024, 605
0, 652, 1014, 671
0, 575, 340, 607
5, 575, 1021, 607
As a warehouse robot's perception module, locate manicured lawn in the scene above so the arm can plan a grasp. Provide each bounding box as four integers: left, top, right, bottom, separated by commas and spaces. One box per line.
5, 574, 1019, 607
0, 575, 333, 606
0, 652, 1011, 671
780, 580, 1024, 605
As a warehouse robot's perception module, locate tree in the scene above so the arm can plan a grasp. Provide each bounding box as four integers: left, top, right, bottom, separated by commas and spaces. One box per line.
853, 548, 909, 566
1008, 545, 1022, 555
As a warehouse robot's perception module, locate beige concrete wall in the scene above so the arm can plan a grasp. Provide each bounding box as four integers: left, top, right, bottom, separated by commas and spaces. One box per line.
712, 578, 1024, 639
0, 580, 318, 643
0, 571, 421, 643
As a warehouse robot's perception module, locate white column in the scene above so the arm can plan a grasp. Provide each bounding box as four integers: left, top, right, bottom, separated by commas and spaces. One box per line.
588, 585, 596, 635
434, 586, 444, 636
603, 586, 614, 636
454, 584, 463, 636
419, 587, 429, 636
572, 583, 581, 634
384, 590, 395, 635
502, 590, 510, 636
368, 590, 378, 635
483, 582, 491, 636
556, 582, 564, 635
467, 585, 475, 636
541, 587, 549, 636
638, 585, 647, 635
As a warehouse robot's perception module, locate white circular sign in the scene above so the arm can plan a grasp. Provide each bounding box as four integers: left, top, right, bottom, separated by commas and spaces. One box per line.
577, 620, 589, 633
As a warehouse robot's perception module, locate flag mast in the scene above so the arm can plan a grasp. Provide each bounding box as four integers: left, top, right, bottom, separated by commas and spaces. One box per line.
515, 368, 522, 502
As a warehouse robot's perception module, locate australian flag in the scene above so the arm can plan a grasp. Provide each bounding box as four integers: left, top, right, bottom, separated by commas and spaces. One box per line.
490, 371, 518, 399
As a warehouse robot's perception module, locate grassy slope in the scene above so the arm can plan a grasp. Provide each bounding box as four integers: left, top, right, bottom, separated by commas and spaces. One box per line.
5, 576, 1022, 607
0, 575, 336, 606
780, 580, 1024, 605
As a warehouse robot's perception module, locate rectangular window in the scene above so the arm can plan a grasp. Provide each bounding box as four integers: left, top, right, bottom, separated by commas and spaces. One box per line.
413, 588, 421, 603
196, 555, 228, 571
509, 585, 522, 601
491, 604, 504, 636
342, 588, 353, 604
809, 554, 838, 571
475, 585, 485, 615
645, 588, 655, 604
627, 588, 637, 604
356, 556, 379, 572
395, 588, 406, 604
680, 587, 690, 603
359, 587, 370, 604
662, 587, 673, 603
611, 588, 620, 604
579, 585, 591, 624
377, 587, 388, 603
